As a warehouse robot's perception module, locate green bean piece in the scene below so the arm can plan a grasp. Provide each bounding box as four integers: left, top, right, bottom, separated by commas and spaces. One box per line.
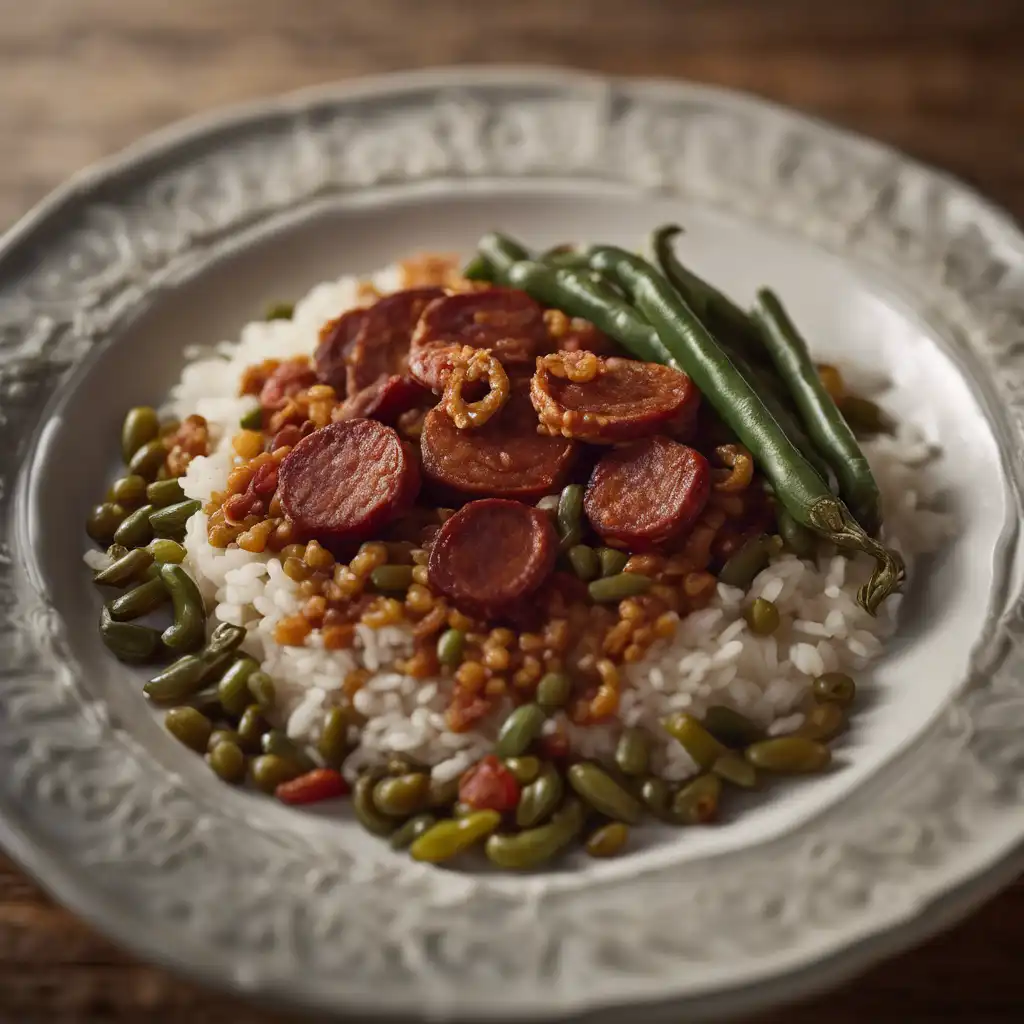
503, 756, 541, 785
208, 728, 241, 752
148, 538, 187, 564
372, 773, 430, 818
640, 777, 672, 820
112, 504, 156, 549
237, 704, 269, 752
516, 763, 565, 828
586, 821, 630, 858
86, 502, 127, 545
108, 577, 169, 622
265, 301, 295, 321
701, 706, 764, 748
164, 707, 213, 753
813, 672, 856, 706
745, 737, 831, 774
94, 547, 155, 588
494, 703, 547, 758
588, 572, 652, 603
712, 753, 758, 789
370, 564, 415, 593
436, 628, 465, 669
745, 597, 781, 636
317, 707, 351, 768
485, 799, 585, 870
247, 670, 277, 711
567, 544, 600, 582
251, 754, 303, 794
207, 621, 247, 657
718, 534, 772, 590
353, 775, 399, 836
127, 439, 168, 481
556, 483, 585, 549
839, 395, 891, 437
663, 712, 729, 769
753, 289, 881, 535
99, 606, 162, 663
777, 507, 818, 559
145, 654, 223, 703
207, 739, 247, 784
615, 728, 652, 777
536, 671, 572, 710
217, 657, 260, 717
260, 729, 315, 771
121, 406, 161, 464
390, 813, 438, 850
108, 474, 148, 508
671, 774, 722, 825
461, 254, 493, 280
597, 547, 629, 578
106, 543, 130, 560
798, 702, 846, 742
383, 541, 417, 565
451, 801, 475, 819
590, 234, 902, 614
427, 774, 461, 810
567, 762, 643, 824
149, 499, 202, 541
410, 810, 503, 863
239, 406, 264, 431
159, 564, 206, 652
146, 477, 186, 508
535, 494, 561, 519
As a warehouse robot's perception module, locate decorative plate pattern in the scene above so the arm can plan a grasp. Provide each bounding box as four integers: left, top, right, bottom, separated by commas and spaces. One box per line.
1, 69, 1023, 1021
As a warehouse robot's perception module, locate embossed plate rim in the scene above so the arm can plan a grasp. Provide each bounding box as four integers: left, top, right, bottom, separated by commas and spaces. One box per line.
1, 67, 1024, 1022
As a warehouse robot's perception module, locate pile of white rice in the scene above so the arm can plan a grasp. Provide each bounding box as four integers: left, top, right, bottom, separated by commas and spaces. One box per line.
124, 267, 950, 784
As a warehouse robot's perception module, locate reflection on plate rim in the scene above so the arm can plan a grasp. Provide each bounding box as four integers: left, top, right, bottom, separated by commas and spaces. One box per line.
1, 67, 1023, 1022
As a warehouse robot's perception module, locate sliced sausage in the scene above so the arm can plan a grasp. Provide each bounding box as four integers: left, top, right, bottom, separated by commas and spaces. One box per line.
345, 287, 444, 394
278, 419, 420, 545
531, 352, 700, 443
428, 499, 558, 616
584, 436, 711, 548
314, 309, 367, 393
420, 385, 576, 502
409, 288, 548, 392
336, 373, 428, 425
259, 358, 317, 412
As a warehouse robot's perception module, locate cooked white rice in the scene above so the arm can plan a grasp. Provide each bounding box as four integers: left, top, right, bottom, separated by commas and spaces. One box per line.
140, 266, 952, 784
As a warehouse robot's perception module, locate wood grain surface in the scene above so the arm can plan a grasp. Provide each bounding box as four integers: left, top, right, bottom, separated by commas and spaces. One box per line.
2, 1, 1023, 1020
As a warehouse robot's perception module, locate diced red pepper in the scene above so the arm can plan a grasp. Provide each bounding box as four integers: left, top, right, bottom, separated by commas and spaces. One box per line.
275, 768, 350, 805
458, 755, 521, 813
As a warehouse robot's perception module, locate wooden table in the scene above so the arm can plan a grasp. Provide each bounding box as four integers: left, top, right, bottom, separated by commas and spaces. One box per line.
2, 2, 1022, 1020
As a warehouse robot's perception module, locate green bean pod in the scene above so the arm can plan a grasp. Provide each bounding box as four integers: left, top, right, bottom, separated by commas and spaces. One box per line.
777, 507, 818, 559
148, 538, 187, 564
159, 564, 206, 652
717, 534, 773, 590
485, 799, 585, 870
516, 762, 565, 828
86, 503, 127, 546
745, 737, 831, 774
318, 707, 352, 768
567, 544, 600, 582
556, 483, 585, 550
798, 702, 846, 742
597, 547, 629, 578
353, 775, 398, 836
588, 572, 652, 603
586, 821, 630, 858
121, 406, 160, 464
149, 499, 202, 541
639, 776, 673, 820
217, 656, 260, 716
144, 623, 244, 704
389, 813, 438, 850
535, 671, 572, 709
107, 577, 170, 621
108, 474, 148, 508
251, 754, 303, 794
753, 289, 881, 535
146, 478, 186, 507
594, 234, 902, 614
112, 504, 156, 549
372, 773, 431, 818
99, 606, 162, 664
93, 548, 155, 588
567, 762, 643, 824
712, 753, 759, 789
409, 810, 501, 862
370, 565, 415, 593
662, 713, 728, 769
436, 628, 465, 668
670, 774, 722, 825
614, 728, 651, 777
494, 703, 547, 758
701, 706, 764, 748
260, 729, 315, 771
247, 670, 276, 711
127, 439, 168, 480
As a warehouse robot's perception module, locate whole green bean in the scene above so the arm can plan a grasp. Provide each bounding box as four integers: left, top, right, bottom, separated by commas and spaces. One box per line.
113, 504, 156, 548
588, 236, 903, 615
753, 288, 881, 535
160, 564, 206, 652
588, 572, 652, 603
99, 606, 162, 663
94, 548, 155, 588
108, 577, 169, 621
484, 799, 585, 870
144, 623, 244, 703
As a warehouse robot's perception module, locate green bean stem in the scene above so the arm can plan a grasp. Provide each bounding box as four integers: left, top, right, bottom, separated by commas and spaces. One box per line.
753, 288, 881, 535
586, 242, 903, 614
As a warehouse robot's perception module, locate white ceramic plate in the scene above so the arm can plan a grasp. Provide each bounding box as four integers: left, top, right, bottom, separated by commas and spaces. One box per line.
1, 68, 1023, 1022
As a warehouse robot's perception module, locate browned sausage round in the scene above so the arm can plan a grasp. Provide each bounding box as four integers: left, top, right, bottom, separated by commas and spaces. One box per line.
584, 436, 711, 548
278, 419, 420, 545
314, 308, 367, 393
336, 373, 428, 425
428, 499, 558, 616
531, 352, 701, 443
409, 288, 548, 391
259, 358, 317, 412
420, 385, 576, 502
